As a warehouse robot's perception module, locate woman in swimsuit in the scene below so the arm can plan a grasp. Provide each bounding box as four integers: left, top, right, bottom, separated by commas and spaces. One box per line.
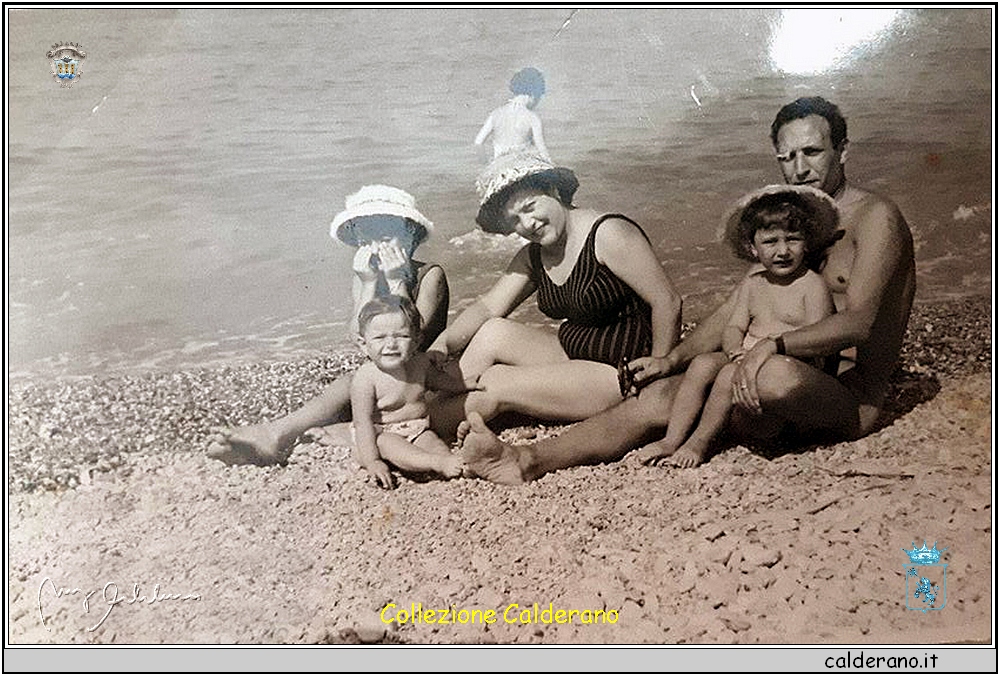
427, 152, 681, 430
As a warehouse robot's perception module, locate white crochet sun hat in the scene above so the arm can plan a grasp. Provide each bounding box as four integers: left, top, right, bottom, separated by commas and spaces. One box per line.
330, 185, 433, 247
475, 151, 578, 233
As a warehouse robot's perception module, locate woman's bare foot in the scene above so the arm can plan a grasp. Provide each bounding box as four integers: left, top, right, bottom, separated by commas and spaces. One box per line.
671, 441, 708, 469
458, 413, 529, 484
632, 438, 678, 466
207, 424, 290, 466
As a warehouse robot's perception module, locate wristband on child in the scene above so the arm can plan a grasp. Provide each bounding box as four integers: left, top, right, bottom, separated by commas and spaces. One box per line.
774, 335, 786, 355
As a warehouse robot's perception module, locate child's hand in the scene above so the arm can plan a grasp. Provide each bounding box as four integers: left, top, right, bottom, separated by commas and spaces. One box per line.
364, 460, 396, 490
352, 245, 379, 282
376, 240, 413, 287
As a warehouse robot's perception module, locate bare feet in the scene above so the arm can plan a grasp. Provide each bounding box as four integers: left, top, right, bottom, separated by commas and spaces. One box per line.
436, 453, 466, 479
670, 442, 708, 469
207, 424, 290, 466
458, 412, 529, 485
633, 439, 678, 466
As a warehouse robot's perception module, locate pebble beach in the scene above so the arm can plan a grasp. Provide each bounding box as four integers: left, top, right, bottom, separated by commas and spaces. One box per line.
7, 295, 992, 644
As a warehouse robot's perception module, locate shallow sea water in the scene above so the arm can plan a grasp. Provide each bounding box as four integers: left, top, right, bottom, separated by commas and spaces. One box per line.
6, 8, 993, 379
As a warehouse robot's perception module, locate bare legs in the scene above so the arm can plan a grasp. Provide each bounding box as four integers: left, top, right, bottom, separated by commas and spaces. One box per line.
460, 376, 682, 483
377, 430, 464, 479
431, 318, 623, 436
207, 375, 352, 465
634, 352, 730, 468
460, 354, 866, 484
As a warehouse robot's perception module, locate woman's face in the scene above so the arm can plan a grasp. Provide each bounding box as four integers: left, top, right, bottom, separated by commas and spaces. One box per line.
501, 186, 567, 246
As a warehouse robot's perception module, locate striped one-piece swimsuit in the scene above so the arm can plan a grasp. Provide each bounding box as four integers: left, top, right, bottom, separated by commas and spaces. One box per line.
528, 214, 653, 366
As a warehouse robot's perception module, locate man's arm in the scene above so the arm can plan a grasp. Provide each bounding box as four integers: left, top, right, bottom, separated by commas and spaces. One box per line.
732, 196, 912, 411
783, 198, 911, 358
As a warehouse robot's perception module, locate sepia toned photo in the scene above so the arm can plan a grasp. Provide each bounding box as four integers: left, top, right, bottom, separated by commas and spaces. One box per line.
6, 5, 994, 667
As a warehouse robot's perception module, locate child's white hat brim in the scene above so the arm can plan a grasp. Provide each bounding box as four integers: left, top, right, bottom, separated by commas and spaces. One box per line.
330, 185, 433, 247
722, 184, 840, 261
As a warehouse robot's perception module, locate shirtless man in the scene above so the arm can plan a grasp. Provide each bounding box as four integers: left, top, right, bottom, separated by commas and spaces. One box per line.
459, 96, 916, 483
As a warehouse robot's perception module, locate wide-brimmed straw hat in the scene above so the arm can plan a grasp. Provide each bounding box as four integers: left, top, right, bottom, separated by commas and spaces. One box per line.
330, 185, 433, 247
722, 184, 840, 262
475, 152, 579, 233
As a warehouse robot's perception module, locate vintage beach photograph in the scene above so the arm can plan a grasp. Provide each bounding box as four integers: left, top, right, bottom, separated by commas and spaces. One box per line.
6, 7, 993, 651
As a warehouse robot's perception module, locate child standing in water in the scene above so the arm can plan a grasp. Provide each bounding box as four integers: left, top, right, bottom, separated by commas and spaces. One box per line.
475, 67, 551, 161
207, 186, 449, 466
634, 185, 840, 468
351, 295, 465, 489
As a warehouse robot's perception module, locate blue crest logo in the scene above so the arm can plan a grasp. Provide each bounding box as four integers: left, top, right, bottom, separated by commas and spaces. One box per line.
46, 42, 86, 87
902, 541, 947, 612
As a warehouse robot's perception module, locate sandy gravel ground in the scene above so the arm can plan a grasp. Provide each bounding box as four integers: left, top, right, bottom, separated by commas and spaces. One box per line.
7, 297, 992, 644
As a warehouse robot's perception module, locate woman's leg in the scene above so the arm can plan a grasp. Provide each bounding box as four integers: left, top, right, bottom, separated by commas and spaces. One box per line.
469, 359, 621, 422
430, 319, 569, 437
458, 317, 569, 384
459, 374, 684, 484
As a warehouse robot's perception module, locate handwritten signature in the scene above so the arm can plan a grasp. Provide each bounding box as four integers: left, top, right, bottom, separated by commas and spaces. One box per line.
38, 578, 201, 632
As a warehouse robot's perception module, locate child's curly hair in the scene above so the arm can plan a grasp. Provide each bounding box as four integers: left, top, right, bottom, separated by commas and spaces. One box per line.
724, 186, 841, 271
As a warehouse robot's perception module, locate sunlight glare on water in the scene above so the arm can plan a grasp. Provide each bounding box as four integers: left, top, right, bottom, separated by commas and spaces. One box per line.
770, 9, 903, 75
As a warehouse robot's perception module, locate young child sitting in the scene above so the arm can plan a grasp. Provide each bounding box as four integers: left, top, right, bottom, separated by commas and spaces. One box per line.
634, 185, 840, 468
207, 185, 449, 466
475, 67, 551, 161
351, 295, 467, 489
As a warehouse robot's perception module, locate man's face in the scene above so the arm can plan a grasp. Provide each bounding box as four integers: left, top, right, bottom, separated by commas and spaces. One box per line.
774, 115, 846, 196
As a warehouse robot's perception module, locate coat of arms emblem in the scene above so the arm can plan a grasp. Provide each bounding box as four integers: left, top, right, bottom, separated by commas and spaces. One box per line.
47, 42, 86, 86
902, 541, 947, 612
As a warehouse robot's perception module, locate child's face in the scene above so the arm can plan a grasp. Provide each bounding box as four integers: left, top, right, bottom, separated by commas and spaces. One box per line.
352, 217, 417, 254
360, 311, 417, 371
751, 227, 807, 277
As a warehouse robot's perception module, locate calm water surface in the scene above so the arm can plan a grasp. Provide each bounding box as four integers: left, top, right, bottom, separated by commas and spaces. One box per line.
7, 8, 993, 379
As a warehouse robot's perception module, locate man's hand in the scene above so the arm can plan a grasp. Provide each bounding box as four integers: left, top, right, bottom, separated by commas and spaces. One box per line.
731, 338, 777, 413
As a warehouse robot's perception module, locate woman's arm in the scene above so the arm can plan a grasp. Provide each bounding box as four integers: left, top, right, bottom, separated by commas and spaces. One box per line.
350, 365, 394, 489
595, 217, 682, 357
427, 246, 537, 356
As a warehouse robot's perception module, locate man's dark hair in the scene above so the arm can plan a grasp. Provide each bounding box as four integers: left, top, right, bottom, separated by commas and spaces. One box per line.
770, 96, 848, 148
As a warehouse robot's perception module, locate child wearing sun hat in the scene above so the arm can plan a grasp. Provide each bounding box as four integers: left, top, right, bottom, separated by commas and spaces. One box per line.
633, 184, 841, 469
208, 185, 449, 467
